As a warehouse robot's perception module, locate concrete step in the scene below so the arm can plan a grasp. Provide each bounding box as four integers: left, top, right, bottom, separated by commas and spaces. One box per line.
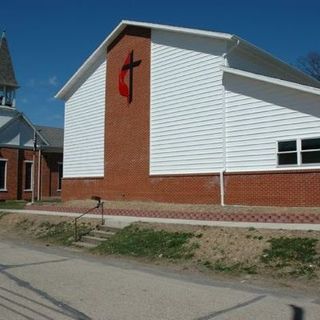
89, 230, 115, 239
81, 235, 107, 245
72, 241, 96, 249
98, 225, 120, 233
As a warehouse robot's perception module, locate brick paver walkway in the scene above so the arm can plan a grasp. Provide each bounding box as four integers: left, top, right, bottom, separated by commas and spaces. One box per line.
29, 205, 320, 224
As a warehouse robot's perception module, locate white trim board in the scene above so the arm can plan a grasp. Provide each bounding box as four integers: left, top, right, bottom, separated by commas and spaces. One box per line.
56, 20, 320, 101
222, 66, 320, 97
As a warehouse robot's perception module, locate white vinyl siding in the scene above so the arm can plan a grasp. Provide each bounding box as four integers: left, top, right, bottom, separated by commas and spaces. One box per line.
64, 60, 106, 178
225, 73, 320, 172
150, 30, 226, 175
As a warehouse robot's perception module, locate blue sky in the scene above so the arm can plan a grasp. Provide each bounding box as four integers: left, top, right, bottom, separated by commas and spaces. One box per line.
2, 0, 320, 128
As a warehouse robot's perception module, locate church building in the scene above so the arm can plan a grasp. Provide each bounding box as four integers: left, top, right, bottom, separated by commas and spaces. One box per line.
0, 32, 63, 201
56, 21, 320, 207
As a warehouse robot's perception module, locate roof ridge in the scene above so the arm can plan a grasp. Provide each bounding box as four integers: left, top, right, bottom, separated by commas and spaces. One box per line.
35, 124, 64, 130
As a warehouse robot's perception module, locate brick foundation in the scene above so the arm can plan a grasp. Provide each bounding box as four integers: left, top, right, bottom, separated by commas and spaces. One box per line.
225, 170, 320, 207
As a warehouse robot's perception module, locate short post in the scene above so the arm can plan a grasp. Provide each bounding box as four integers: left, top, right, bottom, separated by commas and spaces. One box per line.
74, 219, 78, 241
101, 201, 104, 225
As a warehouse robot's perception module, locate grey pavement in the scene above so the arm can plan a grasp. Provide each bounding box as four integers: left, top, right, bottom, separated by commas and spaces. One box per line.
2, 209, 320, 231
0, 239, 319, 320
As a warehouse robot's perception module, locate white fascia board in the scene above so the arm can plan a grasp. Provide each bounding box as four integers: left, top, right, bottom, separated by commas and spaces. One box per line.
20, 112, 50, 146
55, 21, 126, 101
234, 36, 320, 87
0, 111, 50, 146
56, 19, 320, 102
222, 66, 320, 97
122, 20, 233, 40
55, 20, 233, 101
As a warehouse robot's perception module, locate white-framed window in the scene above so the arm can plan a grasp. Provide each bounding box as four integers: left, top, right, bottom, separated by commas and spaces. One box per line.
0, 159, 7, 191
57, 162, 63, 191
277, 137, 320, 166
277, 140, 298, 166
24, 161, 33, 191
301, 138, 320, 164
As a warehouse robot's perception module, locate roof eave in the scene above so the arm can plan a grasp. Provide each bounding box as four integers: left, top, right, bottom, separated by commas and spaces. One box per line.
222, 66, 320, 96
55, 21, 127, 100
20, 112, 50, 146
55, 20, 234, 101
231, 35, 320, 87
57, 20, 320, 101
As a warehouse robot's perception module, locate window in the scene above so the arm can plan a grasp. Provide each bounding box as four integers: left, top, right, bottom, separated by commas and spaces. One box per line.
301, 138, 320, 164
0, 160, 7, 191
24, 161, 33, 191
58, 162, 63, 191
278, 138, 320, 166
277, 140, 297, 165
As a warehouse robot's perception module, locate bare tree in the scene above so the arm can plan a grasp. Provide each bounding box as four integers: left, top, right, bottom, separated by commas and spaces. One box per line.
297, 52, 320, 81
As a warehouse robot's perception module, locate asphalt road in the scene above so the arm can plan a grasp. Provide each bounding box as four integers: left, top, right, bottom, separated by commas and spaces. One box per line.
0, 240, 319, 320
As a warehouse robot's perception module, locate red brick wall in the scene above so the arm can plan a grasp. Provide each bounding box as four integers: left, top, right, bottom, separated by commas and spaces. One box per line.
41, 152, 63, 198
225, 170, 320, 207
0, 148, 18, 200
21, 149, 37, 201
0, 147, 62, 201
61, 26, 320, 208
0, 147, 38, 201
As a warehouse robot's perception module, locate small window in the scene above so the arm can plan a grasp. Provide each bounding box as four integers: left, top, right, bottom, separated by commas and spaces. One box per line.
58, 162, 63, 191
301, 138, 320, 150
278, 140, 297, 152
277, 140, 297, 166
301, 138, 320, 164
24, 161, 33, 191
0, 160, 7, 190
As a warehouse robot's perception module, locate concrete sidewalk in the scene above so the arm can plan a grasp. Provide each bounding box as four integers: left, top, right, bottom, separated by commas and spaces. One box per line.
2, 208, 320, 231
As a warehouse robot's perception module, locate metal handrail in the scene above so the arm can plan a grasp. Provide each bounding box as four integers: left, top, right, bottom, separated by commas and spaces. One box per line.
74, 196, 104, 242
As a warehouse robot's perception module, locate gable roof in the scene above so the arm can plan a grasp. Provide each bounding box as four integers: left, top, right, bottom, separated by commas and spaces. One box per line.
0, 32, 18, 88
222, 66, 320, 97
35, 125, 64, 149
0, 108, 50, 147
55, 20, 320, 101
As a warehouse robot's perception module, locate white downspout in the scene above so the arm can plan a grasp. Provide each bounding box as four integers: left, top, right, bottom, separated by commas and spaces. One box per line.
37, 148, 41, 201
219, 170, 225, 206
220, 39, 240, 206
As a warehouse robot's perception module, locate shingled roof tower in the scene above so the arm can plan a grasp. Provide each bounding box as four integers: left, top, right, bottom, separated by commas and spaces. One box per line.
0, 31, 18, 108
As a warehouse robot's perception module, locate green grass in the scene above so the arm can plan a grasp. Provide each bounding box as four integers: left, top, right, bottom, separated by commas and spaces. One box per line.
261, 237, 320, 278
14, 219, 93, 246
202, 260, 257, 275
261, 237, 319, 264
0, 200, 26, 209
0, 211, 10, 220
37, 221, 92, 245
16, 218, 34, 230
93, 225, 196, 259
